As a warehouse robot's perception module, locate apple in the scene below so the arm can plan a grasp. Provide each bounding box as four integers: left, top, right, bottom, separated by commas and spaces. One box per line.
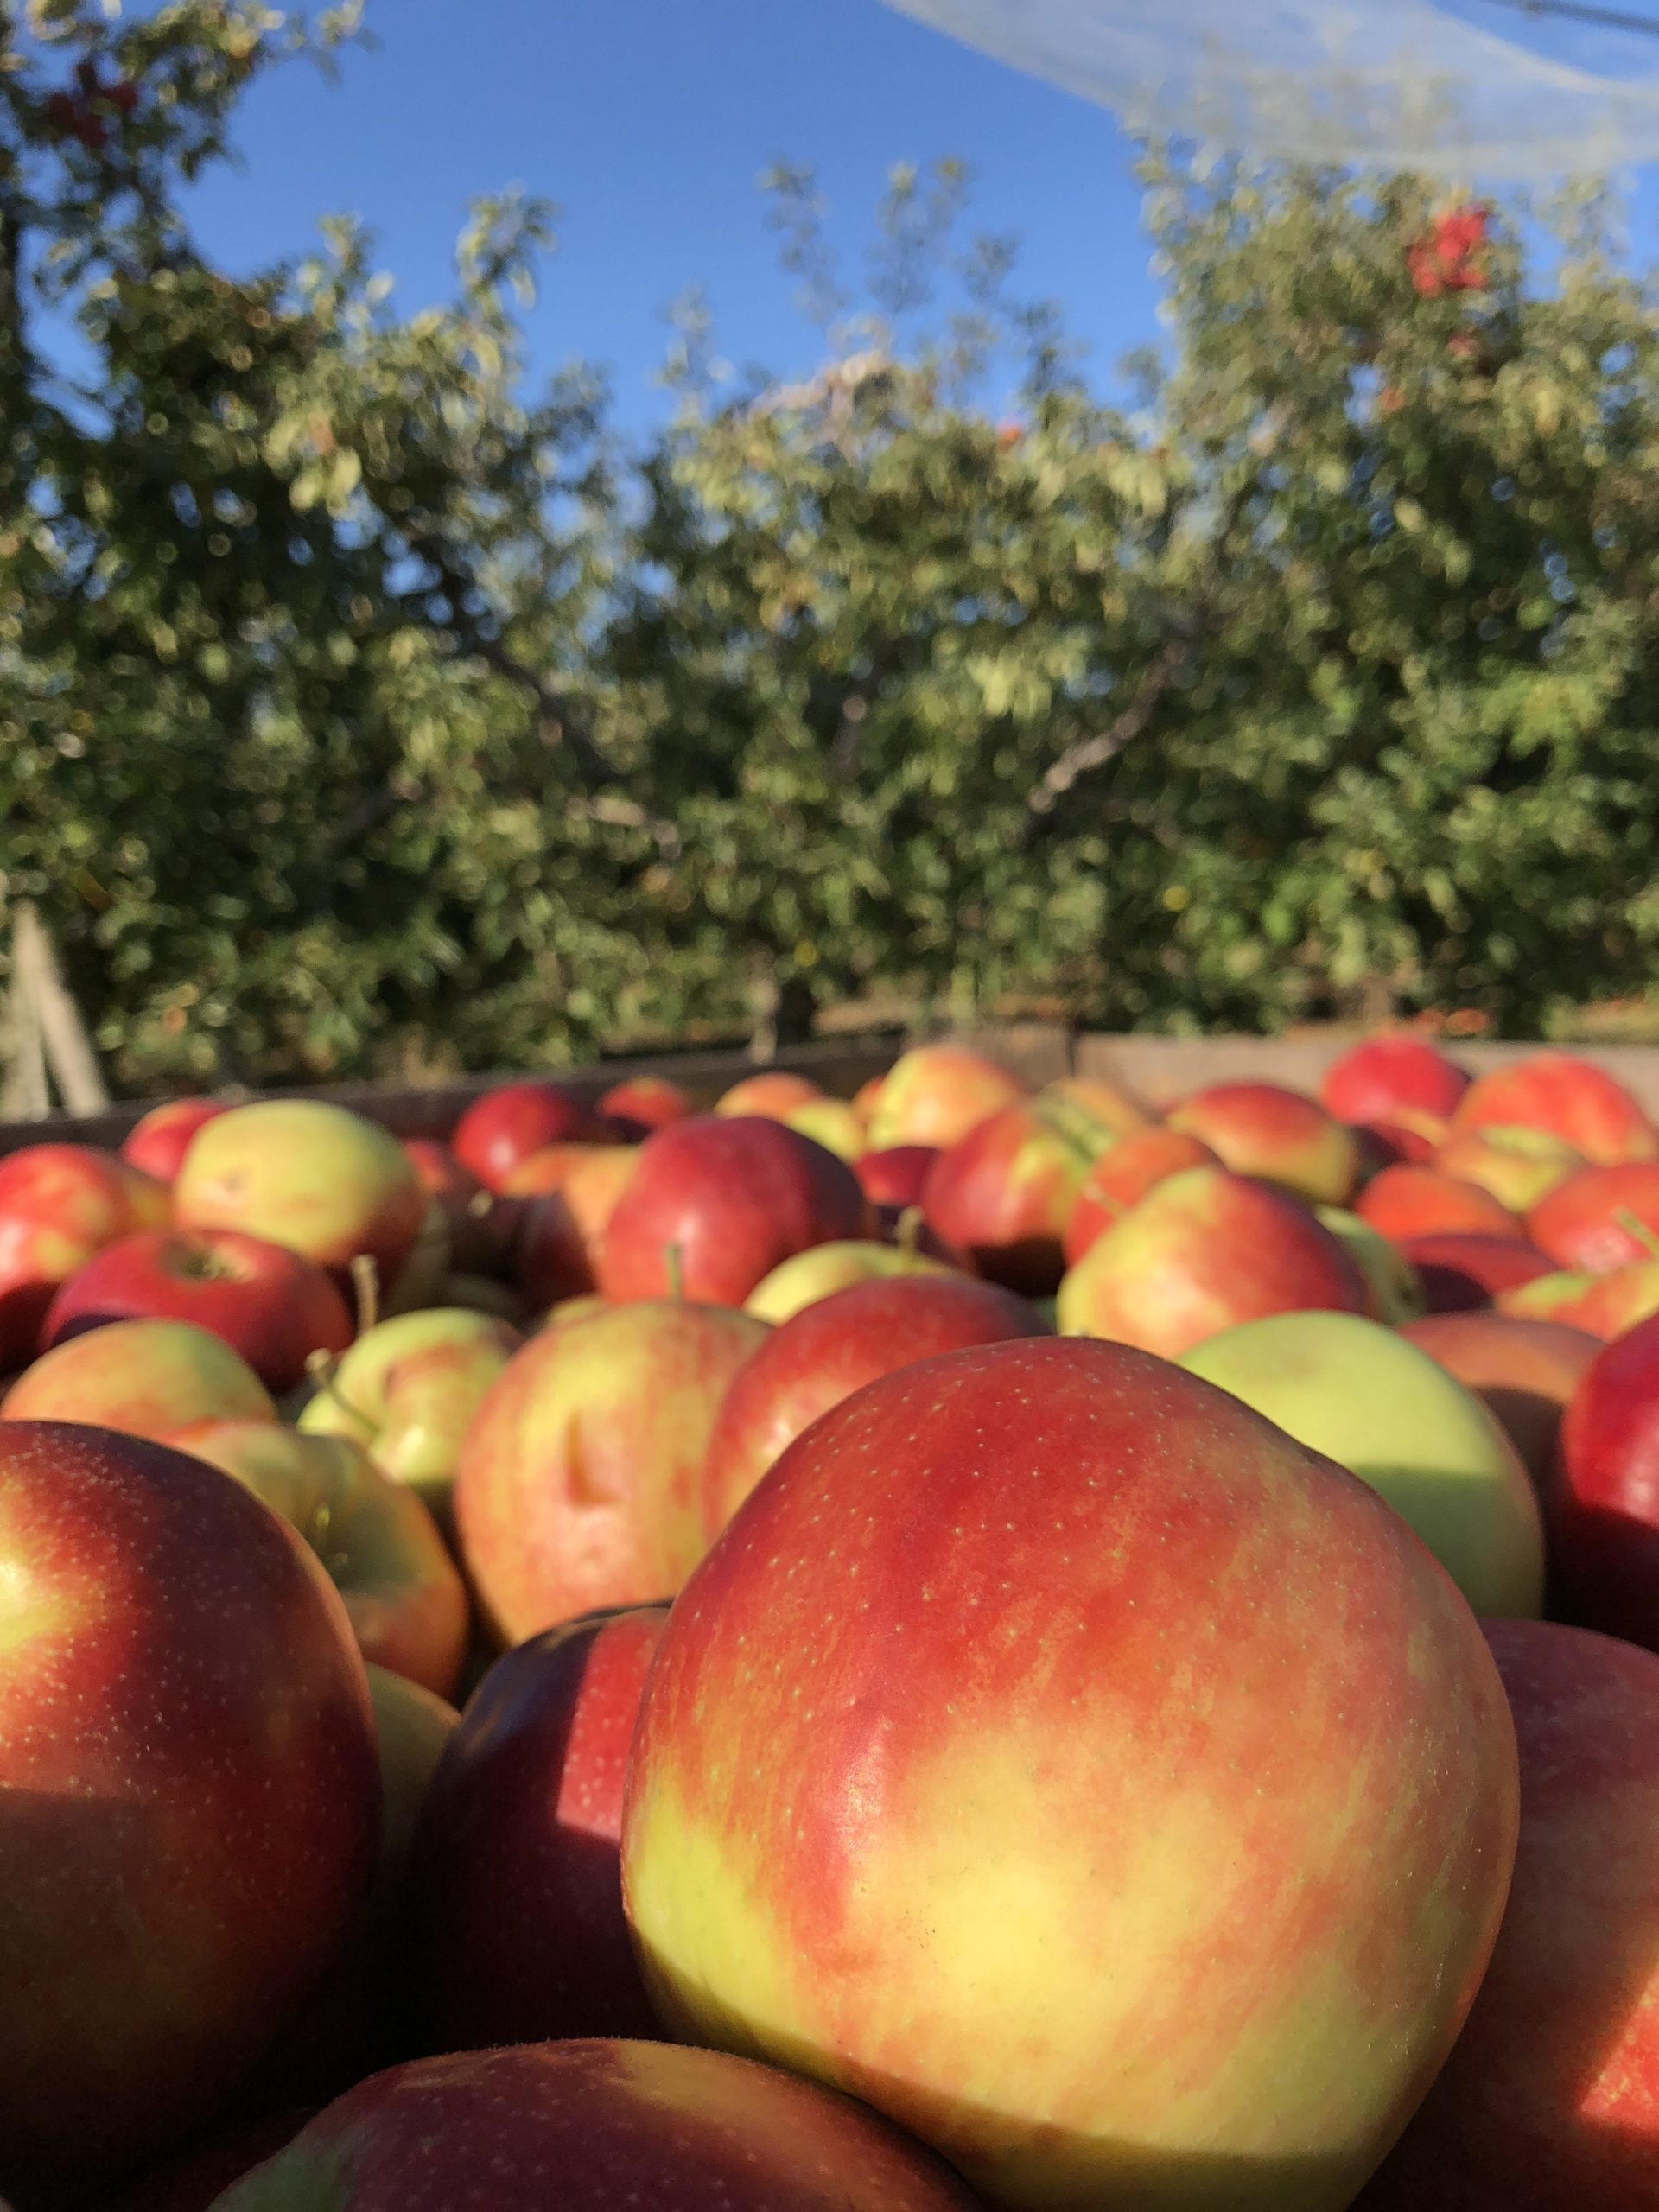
714, 1070, 823, 1120
1166, 1082, 1360, 1205
1496, 1268, 1599, 1319
400, 1141, 505, 1277
784, 1096, 866, 1161
176, 1422, 469, 1699
42, 1228, 353, 1395
0, 1421, 378, 2199
745, 1238, 962, 1325
1181, 1310, 1544, 1617
174, 1103, 426, 1294
1313, 1206, 1424, 1323
296, 1307, 520, 1530
1548, 1312, 1659, 1651
121, 1099, 227, 1184
510, 1147, 639, 1308
3, 1316, 276, 1440
1056, 1165, 1369, 1360
1356, 1621, 1659, 2211
102, 2106, 315, 2212
596, 1117, 868, 1306
1357, 1165, 1524, 1243
855, 1146, 939, 1211
598, 1072, 692, 1141
1401, 1231, 1556, 1313
1039, 1072, 1152, 1147
851, 1073, 887, 1126
704, 1273, 1052, 1535
1452, 1050, 1657, 1166
864, 1042, 1027, 1150
1063, 1127, 1218, 1267
454, 1299, 767, 1644
406, 1606, 667, 2050
1352, 1117, 1441, 1170
622, 1338, 1518, 2212
449, 1079, 598, 1192
0, 1143, 168, 1370
1320, 1033, 1469, 1126
1400, 1313, 1599, 1485
1551, 1257, 1659, 1340
1433, 1126, 1585, 1212
1526, 1162, 1659, 1272
207, 2041, 981, 2211
919, 1098, 1108, 1294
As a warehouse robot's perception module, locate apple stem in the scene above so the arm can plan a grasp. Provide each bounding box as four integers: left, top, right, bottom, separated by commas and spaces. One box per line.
1613, 1208, 1659, 1263
664, 1242, 684, 1300
896, 1205, 925, 1263
351, 1253, 381, 1337
304, 1348, 372, 1427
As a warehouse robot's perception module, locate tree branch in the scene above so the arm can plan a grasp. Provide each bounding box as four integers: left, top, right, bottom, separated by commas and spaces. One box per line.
1027, 641, 1183, 818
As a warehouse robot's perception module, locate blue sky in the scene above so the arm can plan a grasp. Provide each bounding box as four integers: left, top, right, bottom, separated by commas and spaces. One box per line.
173, 0, 1659, 439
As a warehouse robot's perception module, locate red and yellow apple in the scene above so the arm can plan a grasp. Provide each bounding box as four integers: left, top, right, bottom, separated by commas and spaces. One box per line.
864, 1043, 1027, 1151
0, 1143, 168, 1370
1320, 1033, 1469, 1127
3, 1316, 276, 1440
1452, 1051, 1657, 1166
1166, 1082, 1360, 1205
120, 1099, 227, 1184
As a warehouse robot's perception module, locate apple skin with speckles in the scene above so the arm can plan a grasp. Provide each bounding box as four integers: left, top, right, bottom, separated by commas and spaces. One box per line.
622, 1336, 1519, 2212
209, 2040, 982, 2211
404, 1605, 667, 2050
0, 1421, 379, 2201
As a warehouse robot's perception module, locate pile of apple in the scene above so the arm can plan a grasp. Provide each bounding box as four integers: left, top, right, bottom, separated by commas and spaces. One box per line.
6, 1032, 1659, 2210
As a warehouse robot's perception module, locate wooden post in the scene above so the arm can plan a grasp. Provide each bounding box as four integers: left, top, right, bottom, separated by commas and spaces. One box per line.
3, 903, 109, 1118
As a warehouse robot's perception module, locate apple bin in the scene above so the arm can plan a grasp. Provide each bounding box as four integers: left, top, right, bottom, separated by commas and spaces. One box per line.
7, 1026, 1659, 2209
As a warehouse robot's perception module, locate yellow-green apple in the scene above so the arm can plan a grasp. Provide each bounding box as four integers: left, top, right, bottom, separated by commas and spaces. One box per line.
1357, 1164, 1524, 1243
919, 1098, 1109, 1294
1314, 1206, 1425, 1323
1527, 1162, 1659, 1272
1496, 1268, 1599, 1321
209, 2042, 981, 2212
704, 1274, 1051, 1535
1452, 1050, 1658, 1166
0, 1142, 168, 1370
744, 1238, 961, 1325
1320, 1033, 1470, 1126
3, 1316, 276, 1440
1180, 1310, 1545, 1616
1433, 1127, 1584, 1212
1548, 1313, 1659, 1650
784, 1096, 866, 1161
1056, 1165, 1369, 1359
1401, 1313, 1599, 1485
406, 1606, 668, 2050
454, 1300, 767, 1643
596, 1117, 868, 1306
121, 1099, 227, 1184
42, 1228, 353, 1394
854, 1145, 938, 1213
622, 1338, 1518, 2212
449, 1079, 600, 1192
0, 1421, 378, 2199
296, 1307, 520, 1529
1063, 1127, 1218, 1266
714, 1070, 823, 1119
1166, 1082, 1360, 1205
174, 1103, 426, 1293
598, 1072, 692, 1141
1402, 1230, 1555, 1313
176, 1421, 469, 1698
510, 1147, 639, 1307
865, 1042, 1027, 1150
1356, 1621, 1659, 2211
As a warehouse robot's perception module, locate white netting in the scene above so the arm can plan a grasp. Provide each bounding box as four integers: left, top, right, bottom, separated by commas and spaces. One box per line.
883, 0, 1659, 178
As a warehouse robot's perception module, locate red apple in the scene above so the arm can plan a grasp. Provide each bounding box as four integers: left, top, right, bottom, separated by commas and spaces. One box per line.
3, 1315, 276, 1440
1452, 1051, 1657, 1166
173, 1102, 426, 1292
598, 1072, 692, 1141
714, 1070, 823, 1119
1057, 1165, 1369, 1359
864, 1043, 1027, 1150
1320, 1034, 1470, 1126
1063, 1127, 1219, 1266
454, 1299, 768, 1644
0, 1421, 378, 2199
1399, 1231, 1556, 1313
1548, 1313, 1659, 1651
42, 1228, 353, 1395
1401, 1313, 1599, 1484
623, 1338, 1518, 2212
406, 1606, 668, 2050
855, 1146, 939, 1211
1166, 1082, 1360, 1205
596, 1116, 868, 1306
1353, 1118, 1441, 1171
1357, 1164, 1525, 1244
450, 1080, 599, 1192
1356, 1621, 1659, 2211
0, 1143, 168, 1370
703, 1273, 1050, 1535
919, 1099, 1104, 1294
1527, 1162, 1659, 1272
120, 1099, 227, 1185
1554, 1258, 1659, 1341
208, 2042, 981, 2211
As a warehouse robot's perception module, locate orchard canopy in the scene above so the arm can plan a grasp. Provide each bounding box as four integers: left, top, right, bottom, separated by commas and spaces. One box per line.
5, 1, 1659, 1093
